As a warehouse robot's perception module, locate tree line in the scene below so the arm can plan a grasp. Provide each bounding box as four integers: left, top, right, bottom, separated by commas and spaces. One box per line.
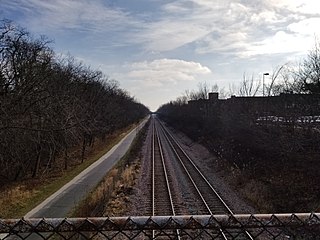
157, 42, 320, 212
0, 20, 149, 182
158, 40, 320, 164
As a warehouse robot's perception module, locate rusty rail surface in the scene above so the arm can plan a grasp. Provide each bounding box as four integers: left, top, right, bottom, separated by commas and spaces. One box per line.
0, 213, 319, 239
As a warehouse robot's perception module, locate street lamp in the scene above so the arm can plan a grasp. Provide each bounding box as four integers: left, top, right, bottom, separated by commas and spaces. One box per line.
263, 72, 269, 97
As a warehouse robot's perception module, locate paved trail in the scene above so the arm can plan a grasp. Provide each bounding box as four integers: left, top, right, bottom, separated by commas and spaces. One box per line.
25, 118, 148, 218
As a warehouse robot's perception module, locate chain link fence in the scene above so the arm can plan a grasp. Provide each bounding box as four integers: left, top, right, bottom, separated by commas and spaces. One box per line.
0, 213, 319, 239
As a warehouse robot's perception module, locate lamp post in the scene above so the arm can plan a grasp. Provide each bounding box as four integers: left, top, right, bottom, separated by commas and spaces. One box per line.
263, 72, 269, 97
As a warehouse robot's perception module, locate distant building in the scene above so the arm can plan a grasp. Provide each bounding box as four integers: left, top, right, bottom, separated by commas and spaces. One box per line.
188, 92, 320, 122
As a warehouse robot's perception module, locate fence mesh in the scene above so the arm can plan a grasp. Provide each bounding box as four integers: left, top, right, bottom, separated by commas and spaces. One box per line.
0, 213, 319, 239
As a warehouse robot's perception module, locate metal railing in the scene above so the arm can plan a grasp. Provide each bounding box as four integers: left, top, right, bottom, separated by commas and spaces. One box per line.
0, 213, 319, 239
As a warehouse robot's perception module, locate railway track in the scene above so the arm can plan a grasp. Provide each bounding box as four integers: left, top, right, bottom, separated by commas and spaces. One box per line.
152, 120, 176, 216
150, 116, 253, 239
151, 119, 180, 239
160, 121, 232, 215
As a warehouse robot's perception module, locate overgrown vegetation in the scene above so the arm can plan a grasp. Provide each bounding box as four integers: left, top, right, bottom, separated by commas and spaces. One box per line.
0, 20, 149, 184
72, 119, 149, 217
157, 42, 320, 213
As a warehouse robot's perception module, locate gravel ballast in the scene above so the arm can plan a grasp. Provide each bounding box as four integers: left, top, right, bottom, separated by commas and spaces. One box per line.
130, 119, 256, 215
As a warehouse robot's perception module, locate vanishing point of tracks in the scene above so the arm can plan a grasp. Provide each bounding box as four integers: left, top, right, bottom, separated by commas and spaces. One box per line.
149, 115, 253, 239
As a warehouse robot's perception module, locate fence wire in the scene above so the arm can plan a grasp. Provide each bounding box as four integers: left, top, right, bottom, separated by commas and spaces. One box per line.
0, 213, 319, 239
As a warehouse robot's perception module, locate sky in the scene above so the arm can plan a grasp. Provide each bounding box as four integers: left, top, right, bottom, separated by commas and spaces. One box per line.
1, 0, 320, 111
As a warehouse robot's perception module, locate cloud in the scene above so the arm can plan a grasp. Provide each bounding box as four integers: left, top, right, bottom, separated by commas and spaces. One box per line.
240, 31, 313, 57
117, 58, 211, 88
5, 0, 319, 58
288, 18, 320, 36
135, 0, 273, 54
267, 0, 320, 15
108, 58, 212, 111
3, 0, 138, 33
196, 32, 249, 54
138, 21, 210, 52
136, 0, 320, 57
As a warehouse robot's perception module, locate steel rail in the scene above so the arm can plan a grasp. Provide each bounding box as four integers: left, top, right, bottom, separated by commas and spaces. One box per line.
160, 120, 233, 214
153, 121, 176, 215
152, 119, 180, 239
161, 126, 214, 215
158, 118, 254, 240
157, 120, 228, 240
151, 119, 156, 239
152, 118, 155, 217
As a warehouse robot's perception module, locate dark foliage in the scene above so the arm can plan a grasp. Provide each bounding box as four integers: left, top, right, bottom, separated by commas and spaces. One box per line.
158, 90, 320, 212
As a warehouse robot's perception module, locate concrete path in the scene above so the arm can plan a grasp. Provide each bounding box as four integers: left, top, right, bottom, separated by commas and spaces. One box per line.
24, 118, 148, 218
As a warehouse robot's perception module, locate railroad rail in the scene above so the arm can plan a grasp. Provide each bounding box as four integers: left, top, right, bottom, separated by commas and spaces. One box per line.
160, 120, 232, 215
152, 120, 176, 216
151, 119, 180, 239
150, 117, 254, 239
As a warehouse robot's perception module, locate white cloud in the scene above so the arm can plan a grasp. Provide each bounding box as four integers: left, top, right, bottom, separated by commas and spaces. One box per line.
267, 0, 320, 15
139, 0, 319, 58
126, 58, 211, 87
137, 1, 256, 55
196, 32, 249, 54
192, 0, 320, 57
288, 18, 320, 36
139, 21, 210, 52
6, 0, 318, 58
136, 0, 252, 53
250, 10, 284, 25
109, 58, 212, 111
3, 0, 138, 33
240, 31, 313, 57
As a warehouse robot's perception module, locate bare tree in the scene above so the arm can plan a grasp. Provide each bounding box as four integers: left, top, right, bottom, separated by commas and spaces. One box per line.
184, 82, 210, 100
0, 20, 149, 181
297, 39, 320, 93
264, 64, 299, 96
238, 73, 261, 96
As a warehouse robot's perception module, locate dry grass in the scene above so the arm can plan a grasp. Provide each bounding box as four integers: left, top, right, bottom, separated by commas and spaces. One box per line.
73, 168, 120, 217
72, 120, 148, 217
73, 160, 140, 217
0, 185, 36, 218
239, 179, 274, 212
105, 162, 140, 216
215, 152, 320, 213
